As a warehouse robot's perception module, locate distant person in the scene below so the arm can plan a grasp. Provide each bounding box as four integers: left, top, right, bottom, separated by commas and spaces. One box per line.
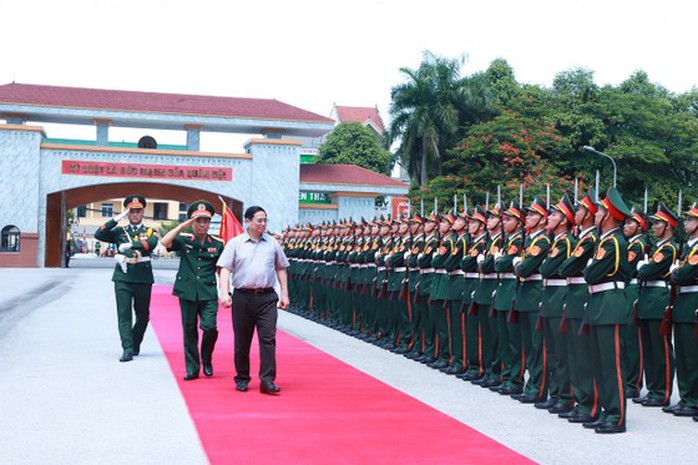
217, 206, 290, 395
94, 195, 159, 362
161, 201, 225, 381
65, 242, 71, 268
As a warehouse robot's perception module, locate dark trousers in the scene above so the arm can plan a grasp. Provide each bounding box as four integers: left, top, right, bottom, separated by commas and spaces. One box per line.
179, 299, 218, 374
589, 324, 626, 427
232, 290, 279, 383
114, 281, 151, 351
640, 318, 675, 404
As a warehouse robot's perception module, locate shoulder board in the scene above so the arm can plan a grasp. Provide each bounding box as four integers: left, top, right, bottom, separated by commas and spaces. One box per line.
210, 235, 225, 243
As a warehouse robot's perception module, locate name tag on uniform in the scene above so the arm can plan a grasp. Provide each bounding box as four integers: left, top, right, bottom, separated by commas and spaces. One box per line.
185, 244, 194, 249
207, 247, 217, 252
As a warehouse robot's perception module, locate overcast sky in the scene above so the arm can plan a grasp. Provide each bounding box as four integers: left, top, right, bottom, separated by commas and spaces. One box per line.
3, 0, 696, 150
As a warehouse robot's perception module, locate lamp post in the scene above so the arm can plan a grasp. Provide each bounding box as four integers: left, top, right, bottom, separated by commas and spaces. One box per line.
582, 145, 617, 187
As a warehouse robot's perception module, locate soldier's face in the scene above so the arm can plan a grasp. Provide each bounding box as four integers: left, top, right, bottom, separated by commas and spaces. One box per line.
193, 217, 211, 236
469, 220, 483, 235
128, 208, 143, 224
575, 206, 588, 225
525, 212, 543, 231
503, 215, 519, 234
594, 206, 606, 228
410, 222, 420, 234
399, 223, 409, 234
425, 221, 437, 233
685, 217, 698, 235
548, 210, 564, 232
623, 219, 640, 238
439, 220, 451, 234
453, 217, 466, 231
486, 215, 500, 232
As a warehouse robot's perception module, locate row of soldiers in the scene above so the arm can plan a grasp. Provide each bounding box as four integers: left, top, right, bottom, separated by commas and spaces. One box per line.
283, 187, 698, 434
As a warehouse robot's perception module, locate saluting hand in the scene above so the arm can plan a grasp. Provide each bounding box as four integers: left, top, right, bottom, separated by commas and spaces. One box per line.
114, 208, 130, 222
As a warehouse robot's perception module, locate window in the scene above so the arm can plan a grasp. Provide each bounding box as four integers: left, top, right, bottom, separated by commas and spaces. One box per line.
179, 202, 188, 221
101, 203, 114, 218
77, 205, 87, 218
1, 225, 20, 252
153, 202, 168, 220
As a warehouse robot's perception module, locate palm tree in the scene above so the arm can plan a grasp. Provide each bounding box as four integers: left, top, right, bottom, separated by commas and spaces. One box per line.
389, 51, 493, 186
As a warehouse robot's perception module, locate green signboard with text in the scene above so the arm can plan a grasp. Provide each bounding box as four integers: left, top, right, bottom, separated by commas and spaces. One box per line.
299, 192, 331, 204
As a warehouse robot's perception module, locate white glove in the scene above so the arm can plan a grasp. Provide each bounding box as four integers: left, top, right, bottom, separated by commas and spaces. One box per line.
513, 256, 522, 267
115, 254, 128, 273
669, 260, 680, 273
476, 253, 485, 264
586, 258, 594, 267
636, 259, 649, 271
118, 243, 133, 253
493, 251, 503, 260
113, 208, 130, 222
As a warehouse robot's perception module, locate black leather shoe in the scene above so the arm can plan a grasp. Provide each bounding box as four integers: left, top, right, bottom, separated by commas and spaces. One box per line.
133, 345, 140, 356
119, 350, 134, 362
583, 418, 606, 429
558, 406, 580, 419
549, 401, 574, 415
499, 387, 523, 396
461, 371, 482, 381
641, 397, 668, 407
662, 401, 683, 414
443, 365, 463, 375
428, 360, 449, 370
203, 364, 213, 377
534, 398, 558, 410
488, 383, 505, 392
595, 423, 626, 434
693, 416, 698, 422
569, 412, 597, 424
518, 394, 544, 404
420, 356, 437, 365
235, 381, 249, 392
481, 378, 501, 388
625, 390, 639, 399
471, 376, 490, 386
260, 381, 281, 395
673, 405, 698, 417
184, 371, 199, 381
632, 395, 648, 404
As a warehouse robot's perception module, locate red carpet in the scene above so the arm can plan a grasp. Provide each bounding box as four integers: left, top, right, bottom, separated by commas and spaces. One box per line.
149, 285, 534, 465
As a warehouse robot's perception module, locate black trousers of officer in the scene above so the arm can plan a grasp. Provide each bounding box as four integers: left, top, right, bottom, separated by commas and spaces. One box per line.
231, 290, 279, 384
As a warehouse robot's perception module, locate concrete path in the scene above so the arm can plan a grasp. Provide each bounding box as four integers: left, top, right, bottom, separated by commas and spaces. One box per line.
0, 266, 694, 465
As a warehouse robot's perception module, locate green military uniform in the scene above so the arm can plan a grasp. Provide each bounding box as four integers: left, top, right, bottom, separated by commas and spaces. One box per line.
514, 196, 552, 403
405, 215, 426, 357
492, 200, 525, 395
461, 206, 493, 383
668, 201, 698, 416
624, 207, 650, 398
415, 215, 440, 363
94, 195, 159, 361
385, 218, 411, 351
557, 190, 599, 422
539, 194, 576, 412
637, 202, 679, 407
166, 201, 225, 379
583, 187, 632, 433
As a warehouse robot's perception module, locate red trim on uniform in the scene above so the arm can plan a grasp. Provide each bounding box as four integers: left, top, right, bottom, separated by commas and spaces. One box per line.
472, 212, 487, 223
532, 204, 548, 219
602, 198, 625, 221
582, 197, 597, 215
461, 312, 467, 370
519, 348, 526, 381
591, 378, 599, 418
508, 206, 522, 220
142, 241, 150, 252
614, 325, 625, 426
655, 211, 678, 228
445, 303, 453, 364
126, 201, 145, 209
558, 202, 575, 225
538, 339, 548, 398
635, 327, 644, 391
689, 206, 698, 217
477, 319, 483, 376
632, 212, 648, 232
662, 334, 672, 405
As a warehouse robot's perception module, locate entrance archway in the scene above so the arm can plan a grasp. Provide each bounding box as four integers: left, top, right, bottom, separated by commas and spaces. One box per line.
45, 182, 242, 267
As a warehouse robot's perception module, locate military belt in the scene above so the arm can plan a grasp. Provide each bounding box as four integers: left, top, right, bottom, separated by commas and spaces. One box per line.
349, 264, 361, 268
679, 285, 698, 294
465, 272, 479, 279
395, 267, 407, 272
643, 280, 668, 288
520, 273, 543, 282
420, 268, 435, 274
588, 282, 625, 294
366, 264, 376, 268
125, 256, 150, 264
377, 266, 387, 271
628, 278, 638, 285
436, 269, 448, 274
544, 279, 566, 287
499, 272, 516, 280
449, 270, 464, 276
481, 273, 498, 280
567, 277, 586, 285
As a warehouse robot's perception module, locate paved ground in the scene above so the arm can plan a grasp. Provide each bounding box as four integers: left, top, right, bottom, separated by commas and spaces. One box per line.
0, 263, 694, 465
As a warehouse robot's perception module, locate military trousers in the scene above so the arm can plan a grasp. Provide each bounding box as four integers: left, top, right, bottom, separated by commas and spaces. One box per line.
589, 324, 627, 428
179, 298, 218, 374
674, 322, 698, 407
520, 312, 547, 399
623, 285, 643, 397
447, 299, 465, 369
544, 316, 572, 405
639, 318, 675, 404
428, 299, 449, 361
114, 281, 152, 352
565, 317, 598, 416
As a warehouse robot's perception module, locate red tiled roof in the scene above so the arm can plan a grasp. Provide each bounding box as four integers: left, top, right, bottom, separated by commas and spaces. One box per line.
334, 105, 385, 133
300, 164, 407, 188
0, 83, 334, 123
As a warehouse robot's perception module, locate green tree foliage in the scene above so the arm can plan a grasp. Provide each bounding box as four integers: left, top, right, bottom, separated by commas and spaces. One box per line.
316, 122, 392, 175
389, 51, 494, 186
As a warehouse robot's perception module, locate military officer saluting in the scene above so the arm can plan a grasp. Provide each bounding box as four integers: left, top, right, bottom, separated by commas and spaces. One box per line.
161, 201, 225, 380
583, 187, 632, 434
94, 195, 159, 362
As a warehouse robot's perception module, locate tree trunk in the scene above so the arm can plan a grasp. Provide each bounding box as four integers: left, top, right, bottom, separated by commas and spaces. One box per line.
420, 142, 428, 186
